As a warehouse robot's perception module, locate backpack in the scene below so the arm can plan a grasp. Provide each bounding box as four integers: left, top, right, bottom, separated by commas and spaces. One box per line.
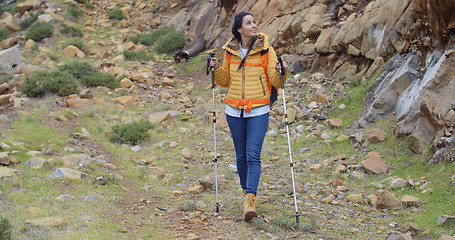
224, 48, 278, 113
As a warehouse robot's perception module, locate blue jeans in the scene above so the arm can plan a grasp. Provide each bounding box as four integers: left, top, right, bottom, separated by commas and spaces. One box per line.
226, 112, 269, 196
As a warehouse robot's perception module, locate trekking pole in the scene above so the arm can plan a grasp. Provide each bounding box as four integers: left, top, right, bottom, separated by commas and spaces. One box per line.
277, 54, 300, 223
206, 52, 220, 213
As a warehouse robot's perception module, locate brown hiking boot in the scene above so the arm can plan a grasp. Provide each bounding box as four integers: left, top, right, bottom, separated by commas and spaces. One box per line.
243, 189, 246, 198
244, 193, 257, 221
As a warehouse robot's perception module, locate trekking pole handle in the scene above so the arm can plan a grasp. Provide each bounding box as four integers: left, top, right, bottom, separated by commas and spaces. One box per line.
277, 54, 285, 88
206, 52, 215, 75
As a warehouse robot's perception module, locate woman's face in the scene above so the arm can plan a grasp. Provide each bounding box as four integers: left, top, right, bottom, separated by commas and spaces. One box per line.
237, 15, 257, 39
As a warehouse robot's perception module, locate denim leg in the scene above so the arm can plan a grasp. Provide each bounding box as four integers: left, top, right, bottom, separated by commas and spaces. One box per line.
226, 114, 248, 191
226, 113, 269, 196
245, 113, 268, 195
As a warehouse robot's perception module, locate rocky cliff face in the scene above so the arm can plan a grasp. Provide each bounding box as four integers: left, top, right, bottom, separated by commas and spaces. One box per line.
169, 0, 454, 156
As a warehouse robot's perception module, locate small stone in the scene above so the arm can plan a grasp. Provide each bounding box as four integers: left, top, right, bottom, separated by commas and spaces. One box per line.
321, 195, 334, 204
361, 151, 388, 174
188, 185, 205, 194
346, 194, 363, 203
24, 217, 67, 229
173, 190, 184, 195
401, 195, 424, 207
310, 163, 323, 172
402, 222, 422, 232
367, 129, 386, 143
181, 148, 193, 159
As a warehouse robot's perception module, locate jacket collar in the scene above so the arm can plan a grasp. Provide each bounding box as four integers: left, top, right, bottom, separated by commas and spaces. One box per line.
223, 32, 269, 55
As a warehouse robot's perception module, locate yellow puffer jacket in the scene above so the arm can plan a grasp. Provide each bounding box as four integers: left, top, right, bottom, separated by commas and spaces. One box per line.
214, 32, 287, 112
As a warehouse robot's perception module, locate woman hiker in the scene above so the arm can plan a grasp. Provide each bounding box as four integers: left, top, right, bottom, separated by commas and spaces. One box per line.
209, 11, 287, 221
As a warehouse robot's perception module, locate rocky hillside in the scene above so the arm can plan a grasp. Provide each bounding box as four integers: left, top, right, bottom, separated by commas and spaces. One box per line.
169, 0, 455, 158
0, 0, 454, 239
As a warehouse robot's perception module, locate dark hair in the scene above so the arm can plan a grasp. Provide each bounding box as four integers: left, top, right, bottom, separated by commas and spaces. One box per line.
232, 11, 256, 70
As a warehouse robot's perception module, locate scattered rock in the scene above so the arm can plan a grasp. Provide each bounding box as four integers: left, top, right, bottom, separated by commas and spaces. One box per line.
198, 173, 227, 190
24, 217, 66, 229
148, 167, 165, 178
367, 129, 386, 143
346, 194, 363, 203
181, 148, 193, 159
376, 190, 400, 209
401, 195, 424, 207
361, 151, 388, 174
437, 215, 455, 226
402, 222, 422, 232
49, 168, 82, 181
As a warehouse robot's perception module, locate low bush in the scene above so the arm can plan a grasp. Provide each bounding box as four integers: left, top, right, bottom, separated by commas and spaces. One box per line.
130, 33, 157, 46
58, 60, 98, 79
154, 30, 186, 54
61, 24, 83, 37
122, 50, 154, 61
66, 6, 84, 19
64, 37, 84, 50
148, 26, 174, 44
84, 2, 94, 9
25, 21, 53, 41
107, 8, 125, 20
19, 10, 44, 30
0, 28, 8, 41
81, 72, 119, 89
109, 119, 154, 145
20, 70, 78, 97
0, 216, 12, 240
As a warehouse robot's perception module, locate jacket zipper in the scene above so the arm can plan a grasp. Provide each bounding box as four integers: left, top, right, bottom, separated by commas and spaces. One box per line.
242, 65, 245, 102
259, 77, 266, 96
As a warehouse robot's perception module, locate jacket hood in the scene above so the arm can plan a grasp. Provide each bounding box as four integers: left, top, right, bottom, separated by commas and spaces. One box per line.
223, 32, 270, 54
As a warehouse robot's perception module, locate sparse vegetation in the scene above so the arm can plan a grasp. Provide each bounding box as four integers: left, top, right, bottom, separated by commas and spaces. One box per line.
66, 5, 84, 19
154, 30, 186, 54
58, 60, 99, 79
19, 10, 44, 30
81, 72, 119, 89
0, 28, 8, 41
0, 216, 12, 240
109, 119, 155, 145
64, 37, 84, 50
20, 70, 78, 97
25, 21, 53, 41
122, 50, 154, 61
107, 8, 125, 20
61, 24, 83, 37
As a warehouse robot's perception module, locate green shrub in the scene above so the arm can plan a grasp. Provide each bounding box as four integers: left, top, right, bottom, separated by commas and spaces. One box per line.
19, 10, 44, 30
122, 50, 154, 61
58, 60, 98, 79
46, 71, 79, 96
0, 216, 12, 240
64, 37, 84, 50
61, 24, 83, 37
149, 26, 174, 43
25, 21, 53, 41
109, 119, 154, 145
20, 71, 48, 97
81, 72, 119, 89
154, 30, 186, 54
0, 28, 8, 41
21, 70, 78, 97
84, 2, 94, 9
130, 33, 156, 46
107, 8, 125, 20
66, 5, 84, 19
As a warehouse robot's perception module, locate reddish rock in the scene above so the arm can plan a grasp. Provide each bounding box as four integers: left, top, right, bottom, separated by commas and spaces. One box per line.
361, 151, 388, 174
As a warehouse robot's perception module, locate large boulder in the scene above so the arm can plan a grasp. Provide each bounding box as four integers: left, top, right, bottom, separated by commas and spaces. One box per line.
0, 46, 22, 74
